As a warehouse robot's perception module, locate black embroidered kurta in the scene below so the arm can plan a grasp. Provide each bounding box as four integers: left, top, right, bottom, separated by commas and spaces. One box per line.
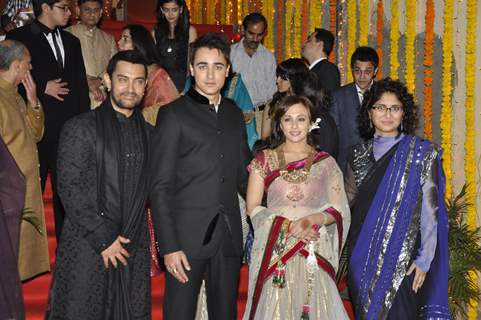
47, 102, 151, 320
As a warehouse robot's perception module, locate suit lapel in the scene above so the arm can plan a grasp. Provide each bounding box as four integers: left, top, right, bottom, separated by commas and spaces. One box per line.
30, 23, 63, 73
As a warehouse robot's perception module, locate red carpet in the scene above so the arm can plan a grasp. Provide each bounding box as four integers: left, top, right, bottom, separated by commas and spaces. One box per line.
22, 180, 248, 319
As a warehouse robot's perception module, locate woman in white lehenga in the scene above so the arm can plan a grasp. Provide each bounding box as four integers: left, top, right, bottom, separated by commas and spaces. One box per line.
243, 95, 350, 320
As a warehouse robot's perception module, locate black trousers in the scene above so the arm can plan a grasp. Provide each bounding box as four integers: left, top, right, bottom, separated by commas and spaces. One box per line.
163, 246, 241, 320
39, 140, 65, 241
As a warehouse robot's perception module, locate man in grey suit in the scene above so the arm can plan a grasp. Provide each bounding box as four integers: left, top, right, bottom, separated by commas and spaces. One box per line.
330, 46, 379, 172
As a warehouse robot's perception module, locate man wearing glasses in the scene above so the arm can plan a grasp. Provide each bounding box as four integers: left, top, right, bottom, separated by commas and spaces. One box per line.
7, 0, 90, 243
330, 46, 379, 172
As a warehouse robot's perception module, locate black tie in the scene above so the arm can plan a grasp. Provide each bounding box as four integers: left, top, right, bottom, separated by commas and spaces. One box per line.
51, 30, 63, 70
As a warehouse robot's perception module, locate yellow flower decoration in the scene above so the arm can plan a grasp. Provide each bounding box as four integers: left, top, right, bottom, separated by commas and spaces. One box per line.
359, 0, 369, 46
440, 0, 453, 199
404, 0, 416, 94
389, 0, 399, 78
465, 0, 478, 316
293, 0, 302, 58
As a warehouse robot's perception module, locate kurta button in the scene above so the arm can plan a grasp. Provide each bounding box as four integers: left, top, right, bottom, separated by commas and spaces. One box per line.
220, 153, 224, 158
100, 211, 104, 216
220, 177, 225, 183
217, 129, 222, 134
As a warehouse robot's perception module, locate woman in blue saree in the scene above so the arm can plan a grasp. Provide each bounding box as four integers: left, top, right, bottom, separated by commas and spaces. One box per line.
344, 78, 450, 319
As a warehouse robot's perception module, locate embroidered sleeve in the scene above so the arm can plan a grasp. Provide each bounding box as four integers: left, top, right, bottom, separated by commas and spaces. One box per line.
248, 150, 268, 178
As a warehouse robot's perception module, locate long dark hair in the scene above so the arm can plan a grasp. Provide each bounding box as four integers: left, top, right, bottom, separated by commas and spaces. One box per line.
123, 24, 160, 65
260, 95, 317, 150
268, 58, 309, 118
358, 77, 418, 139
154, 0, 190, 43
289, 72, 330, 113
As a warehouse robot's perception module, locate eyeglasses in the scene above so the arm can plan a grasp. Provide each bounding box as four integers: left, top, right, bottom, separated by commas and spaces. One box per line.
371, 104, 403, 114
52, 5, 71, 12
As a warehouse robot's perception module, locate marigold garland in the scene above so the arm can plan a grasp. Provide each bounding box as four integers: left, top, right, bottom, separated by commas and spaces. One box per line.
376, 0, 384, 79
262, 0, 271, 49
404, 1, 416, 94
422, 0, 434, 140
346, 0, 356, 82
276, 0, 284, 62
201, 0, 207, 24
328, 0, 337, 62
359, 0, 369, 46
285, 0, 293, 58
389, 0, 399, 78
465, 0, 478, 316
293, 0, 302, 58
301, 0, 308, 45
214, 0, 220, 24
440, 0, 453, 199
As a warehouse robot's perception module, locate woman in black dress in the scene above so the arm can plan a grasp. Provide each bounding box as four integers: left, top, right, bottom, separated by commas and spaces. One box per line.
152, 0, 197, 91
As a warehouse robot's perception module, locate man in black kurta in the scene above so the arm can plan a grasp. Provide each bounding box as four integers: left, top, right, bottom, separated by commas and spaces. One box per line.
46, 51, 151, 320
150, 34, 252, 319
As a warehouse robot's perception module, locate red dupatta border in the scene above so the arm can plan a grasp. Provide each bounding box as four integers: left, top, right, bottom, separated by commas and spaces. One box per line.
249, 206, 344, 320
264, 151, 330, 191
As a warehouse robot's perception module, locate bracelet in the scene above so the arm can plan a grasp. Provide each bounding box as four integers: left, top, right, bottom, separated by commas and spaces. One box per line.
32, 100, 41, 111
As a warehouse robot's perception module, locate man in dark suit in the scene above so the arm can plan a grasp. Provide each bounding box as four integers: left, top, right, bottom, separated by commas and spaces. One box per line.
7, 0, 90, 240
150, 33, 251, 320
330, 46, 379, 172
301, 28, 340, 93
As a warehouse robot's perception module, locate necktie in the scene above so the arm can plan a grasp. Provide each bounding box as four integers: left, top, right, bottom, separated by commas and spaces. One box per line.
50, 30, 63, 71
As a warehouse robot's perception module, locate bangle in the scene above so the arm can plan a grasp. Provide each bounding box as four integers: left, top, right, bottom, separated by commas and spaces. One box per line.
32, 101, 41, 111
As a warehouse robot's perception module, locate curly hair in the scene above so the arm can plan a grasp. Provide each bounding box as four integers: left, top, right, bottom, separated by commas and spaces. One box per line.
260, 95, 317, 150
358, 78, 418, 140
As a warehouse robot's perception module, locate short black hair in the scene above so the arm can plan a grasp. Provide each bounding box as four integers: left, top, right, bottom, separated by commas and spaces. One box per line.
123, 24, 160, 65
77, 0, 102, 6
106, 50, 148, 78
351, 46, 379, 69
242, 12, 267, 30
33, 0, 62, 17
314, 28, 334, 56
358, 77, 418, 139
190, 33, 231, 67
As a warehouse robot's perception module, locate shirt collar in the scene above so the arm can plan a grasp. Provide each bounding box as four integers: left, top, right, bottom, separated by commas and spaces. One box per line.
309, 57, 327, 70
186, 88, 222, 110
35, 20, 58, 35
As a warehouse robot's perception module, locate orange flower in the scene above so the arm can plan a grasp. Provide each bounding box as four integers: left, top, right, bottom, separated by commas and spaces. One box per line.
422, 0, 434, 140
329, 0, 336, 62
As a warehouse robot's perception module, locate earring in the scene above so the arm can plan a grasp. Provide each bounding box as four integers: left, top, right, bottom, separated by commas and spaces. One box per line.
400, 122, 404, 131
369, 120, 373, 129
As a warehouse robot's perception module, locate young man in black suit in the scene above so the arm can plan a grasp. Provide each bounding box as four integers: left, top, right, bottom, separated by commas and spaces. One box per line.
149, 33, 252, 320
301, 27, 340, 93
7, 0, 90, 240
330, 46, 379, 172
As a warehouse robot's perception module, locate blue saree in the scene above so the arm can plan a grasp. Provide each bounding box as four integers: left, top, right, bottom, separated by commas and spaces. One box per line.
348, 135, 450, 319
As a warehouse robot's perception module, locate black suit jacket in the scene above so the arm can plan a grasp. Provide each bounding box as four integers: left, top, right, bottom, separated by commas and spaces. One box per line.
329, 82, 363, 172
7, 21, 90, 152
310, 59, 341, 93
149, 89, 252, 259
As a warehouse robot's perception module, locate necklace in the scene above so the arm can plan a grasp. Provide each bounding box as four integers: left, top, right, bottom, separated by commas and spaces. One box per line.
276, 145, 315, 202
